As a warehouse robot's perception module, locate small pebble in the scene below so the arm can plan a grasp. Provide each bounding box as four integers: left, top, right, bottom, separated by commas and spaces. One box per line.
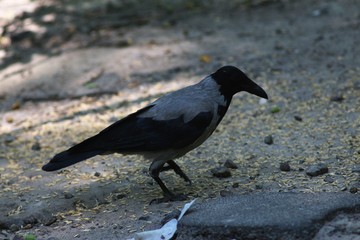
94, 172, 101, 177
349, 187, 358, 194
64, 192, 74, 199
43, 216, 57, 226
31, 142, 41, 151
232, 182, 239, 188
224, 159, 238, 169
330, 95, 344, 102
306, 163, 329, 177
115, 194, 126, 200
220, 190, 232, 197
211, 167, 231, 178
294, 115, 303, 121
138, 215, 150, 221
264, 135, 274, 145
280, 162, 291, 172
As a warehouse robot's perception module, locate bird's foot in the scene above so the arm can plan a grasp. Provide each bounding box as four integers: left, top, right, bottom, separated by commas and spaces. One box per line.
150, 193, 187, 204
185, 178, 192, 186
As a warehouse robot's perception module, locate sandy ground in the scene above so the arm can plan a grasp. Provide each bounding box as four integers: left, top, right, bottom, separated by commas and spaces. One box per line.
0, 0, 359, 239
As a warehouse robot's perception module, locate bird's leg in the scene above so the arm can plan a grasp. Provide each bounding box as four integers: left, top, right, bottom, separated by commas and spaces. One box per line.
163, 160, 192, 185
149, 161, 187, 204
150, 166, 173, 196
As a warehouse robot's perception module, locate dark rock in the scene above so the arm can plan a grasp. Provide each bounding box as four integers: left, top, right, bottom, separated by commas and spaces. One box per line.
348, 181, 360, 194
220, 190, 233, 197
64, 192, 74, 199
224, 159, 238, 169
211, 167, 231, 178
264, 135, 273, 145
113, 194, 126, 200
294, 115, 303, 121
43, 216, 57, 226
161, 209, 181, 225
306, 163, 329, 177
31, 142, 41, 151
280, 162, 291, 172
232, 182, 239, 188
138, 215, 150, 221
94, 172, 101, 177
330, 96, 344, 102
349, 187, 358, 194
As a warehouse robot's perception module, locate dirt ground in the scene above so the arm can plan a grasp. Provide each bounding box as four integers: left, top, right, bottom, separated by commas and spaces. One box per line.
0, 0, 359, 239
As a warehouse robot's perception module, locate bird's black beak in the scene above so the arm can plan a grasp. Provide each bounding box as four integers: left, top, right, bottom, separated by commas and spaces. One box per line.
245, 82, 268, 99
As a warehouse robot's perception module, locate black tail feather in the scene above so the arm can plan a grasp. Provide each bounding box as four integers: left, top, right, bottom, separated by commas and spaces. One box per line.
42, 150, 101, 171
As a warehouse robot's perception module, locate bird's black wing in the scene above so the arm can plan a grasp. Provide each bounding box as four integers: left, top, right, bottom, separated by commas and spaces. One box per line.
69, 105, 214, 153
42, 105, 213, 171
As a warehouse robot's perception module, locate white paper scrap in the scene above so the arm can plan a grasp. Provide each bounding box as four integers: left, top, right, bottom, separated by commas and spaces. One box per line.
259, 98, 268, 105
178, 199, 196, 221
129, 199, 197, 240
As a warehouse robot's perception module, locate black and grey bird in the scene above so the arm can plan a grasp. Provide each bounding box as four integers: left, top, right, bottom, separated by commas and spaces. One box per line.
42, 66, 268, 202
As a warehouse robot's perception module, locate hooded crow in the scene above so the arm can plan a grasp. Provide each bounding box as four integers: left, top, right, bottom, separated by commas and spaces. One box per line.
42, 66, 268, 202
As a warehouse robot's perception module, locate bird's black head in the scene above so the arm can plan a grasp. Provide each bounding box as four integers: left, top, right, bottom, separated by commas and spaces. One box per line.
211, 65, 268, 100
